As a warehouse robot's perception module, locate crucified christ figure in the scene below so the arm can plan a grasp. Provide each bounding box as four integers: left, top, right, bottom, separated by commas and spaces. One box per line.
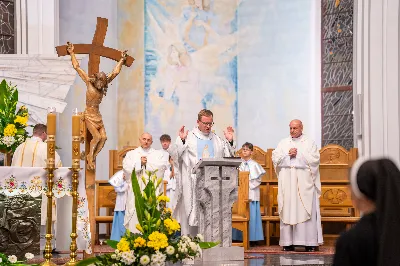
66, 42, 128, 170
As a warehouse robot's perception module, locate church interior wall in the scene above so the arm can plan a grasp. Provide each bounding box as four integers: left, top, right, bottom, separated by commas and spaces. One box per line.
116, 0, 322, 150
238, 0, 321, 149
354, 0, 400, 165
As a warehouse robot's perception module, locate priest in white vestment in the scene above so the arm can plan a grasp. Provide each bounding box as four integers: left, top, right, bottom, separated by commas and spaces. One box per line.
122, 133, 168, 233
272, 119, 323, 251
11, 124, 62, 252
175, 109, 236, 235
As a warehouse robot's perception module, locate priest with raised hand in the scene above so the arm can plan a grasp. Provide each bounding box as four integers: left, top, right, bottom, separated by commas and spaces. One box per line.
122, 132, 168, 233
174, 109, 236, 236
11, 123, 62, 253
272, 119, 323, 252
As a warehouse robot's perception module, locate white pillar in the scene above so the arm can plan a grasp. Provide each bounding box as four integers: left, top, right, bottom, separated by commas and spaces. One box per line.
354, 0, 400, 164
15, 0, 59, 54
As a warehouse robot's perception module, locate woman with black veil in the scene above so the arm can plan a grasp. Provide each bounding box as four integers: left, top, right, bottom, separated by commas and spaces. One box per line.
333, 157, 400, 266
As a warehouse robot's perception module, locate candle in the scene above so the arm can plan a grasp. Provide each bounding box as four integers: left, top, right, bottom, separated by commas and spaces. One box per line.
47, 113, 56, 135
72, 108, 80, 136
72, 108, 81, 167
47, 107, 56, 167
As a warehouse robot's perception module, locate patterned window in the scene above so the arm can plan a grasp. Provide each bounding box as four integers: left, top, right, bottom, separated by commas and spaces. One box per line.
0, 0, 15, 54
321, 0, 354, 150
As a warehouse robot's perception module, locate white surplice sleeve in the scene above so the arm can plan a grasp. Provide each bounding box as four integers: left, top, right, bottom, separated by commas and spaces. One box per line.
175, 136, 189, 158
223, 139, 236, 157
122, 150, 143, 175
297, 139, 321, 194
115, 182, 128, 193
272, 140, 291, 168
249, 178, 261, 190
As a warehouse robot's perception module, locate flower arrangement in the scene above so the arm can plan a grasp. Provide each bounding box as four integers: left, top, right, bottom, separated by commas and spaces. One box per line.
77, 170, 218, 266
0, 79, 29, 153
0, 252, 39, 265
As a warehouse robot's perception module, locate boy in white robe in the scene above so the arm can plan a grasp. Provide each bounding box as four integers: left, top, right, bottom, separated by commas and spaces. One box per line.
163, 155, 176, 209
232, 142, 265, 243
109, 170, 128, 241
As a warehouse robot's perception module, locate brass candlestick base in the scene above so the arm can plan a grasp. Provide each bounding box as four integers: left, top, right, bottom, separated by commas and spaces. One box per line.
65, 166, 81, 266
41, 167, 57, 266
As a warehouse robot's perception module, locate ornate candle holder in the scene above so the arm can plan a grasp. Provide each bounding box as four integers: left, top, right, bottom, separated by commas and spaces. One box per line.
65, 109, 82, 266
42, 107, 57, 266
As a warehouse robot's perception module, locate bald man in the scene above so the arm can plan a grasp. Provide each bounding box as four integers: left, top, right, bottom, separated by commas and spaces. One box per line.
122, 133, 167, 233
272, 120, 323, 251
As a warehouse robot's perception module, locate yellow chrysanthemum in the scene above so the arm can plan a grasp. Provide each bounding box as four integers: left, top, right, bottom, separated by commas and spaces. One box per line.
163, 208, 172, 214
117, 237, 131, 252
136, 224, 144, 233
157, 195, 170, 202
133, 237, 146, 248
147, 231, 168, 250
14, 115, 28, 126
3, 124, 17, 137
164, 218, 181, 235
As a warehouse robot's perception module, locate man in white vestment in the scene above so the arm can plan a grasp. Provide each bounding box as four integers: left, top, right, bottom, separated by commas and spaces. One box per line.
123, 133, 168, 233
175, 109, 236, 236
11, 124, 62, 252
272, 119, 323, 252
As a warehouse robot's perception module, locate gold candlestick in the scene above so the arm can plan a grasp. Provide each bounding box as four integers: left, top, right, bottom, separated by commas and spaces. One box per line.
42, 107, 57, 266
66, 108, 81, 266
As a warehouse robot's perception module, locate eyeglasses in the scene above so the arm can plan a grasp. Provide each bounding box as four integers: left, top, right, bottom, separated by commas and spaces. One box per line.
199, 121, 214, 127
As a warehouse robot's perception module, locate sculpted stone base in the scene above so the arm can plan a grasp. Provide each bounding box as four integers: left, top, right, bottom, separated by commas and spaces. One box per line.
201, 246, 245, 262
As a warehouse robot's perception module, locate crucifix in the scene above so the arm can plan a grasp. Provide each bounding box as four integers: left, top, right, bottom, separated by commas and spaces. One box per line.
55, 17, 134, 255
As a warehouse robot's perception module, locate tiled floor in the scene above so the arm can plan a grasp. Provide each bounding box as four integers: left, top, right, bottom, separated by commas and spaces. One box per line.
29, 246, 334, 265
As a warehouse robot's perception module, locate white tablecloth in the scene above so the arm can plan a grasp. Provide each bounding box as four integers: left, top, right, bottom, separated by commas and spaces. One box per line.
0, 167, 92, 253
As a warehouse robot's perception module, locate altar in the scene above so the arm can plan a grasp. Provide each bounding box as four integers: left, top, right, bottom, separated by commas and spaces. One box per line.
0, 167, 92, 258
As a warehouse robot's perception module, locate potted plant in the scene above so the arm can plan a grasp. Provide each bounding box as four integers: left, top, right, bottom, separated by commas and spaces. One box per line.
77, 170, 218, 266
0, 79, 29, 156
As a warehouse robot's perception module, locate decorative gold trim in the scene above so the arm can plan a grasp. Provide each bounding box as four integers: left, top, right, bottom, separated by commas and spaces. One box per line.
73, 144, 79, 156
32, 141, 39, 166
19, 141, 28, 166
72, 136, 80, 141
47, 135, 55, 141
48, 143, 55, 156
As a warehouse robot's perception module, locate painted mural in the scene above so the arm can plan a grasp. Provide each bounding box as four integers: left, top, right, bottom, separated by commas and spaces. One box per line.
144, 0, 239, 138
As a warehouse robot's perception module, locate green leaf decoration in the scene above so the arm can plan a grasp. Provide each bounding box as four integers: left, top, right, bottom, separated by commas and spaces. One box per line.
105, 239, 118, 249
199, 241, 220, 249
131, 169, 145, 226
76, 256, 101, 266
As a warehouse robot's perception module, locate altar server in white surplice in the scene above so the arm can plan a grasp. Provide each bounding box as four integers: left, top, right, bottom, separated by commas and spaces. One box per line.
233, 142, 265, 243
11, 123, 62, 252
175, 109, 236, 236
123, 133, 168, 233
109, 170, 128, 241
272, 119, 323, 252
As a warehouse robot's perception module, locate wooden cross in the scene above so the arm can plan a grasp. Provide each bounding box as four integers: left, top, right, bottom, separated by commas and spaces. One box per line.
56, 17, 134, 75
55, 17, 134, 256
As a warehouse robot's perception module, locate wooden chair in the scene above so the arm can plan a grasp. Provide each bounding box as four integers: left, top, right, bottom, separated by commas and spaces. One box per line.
109, 146, 138, 176
231, 171, 250, 250
95, 180, 117, 244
